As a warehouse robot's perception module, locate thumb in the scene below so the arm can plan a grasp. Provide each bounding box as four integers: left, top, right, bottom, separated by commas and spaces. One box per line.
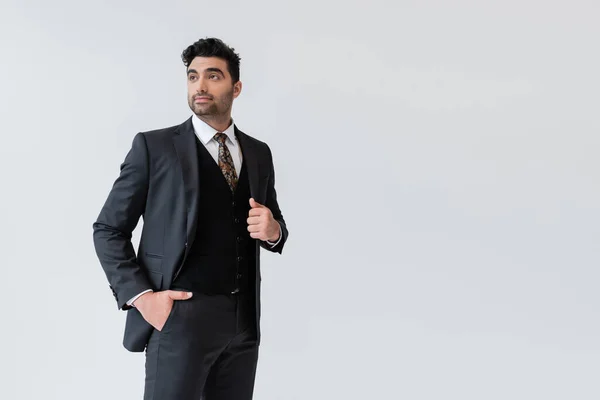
166, 290, 193, 300
249, 198, 265, 208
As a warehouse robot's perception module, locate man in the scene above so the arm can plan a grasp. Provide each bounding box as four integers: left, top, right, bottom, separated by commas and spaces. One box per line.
92, 37, 289, 400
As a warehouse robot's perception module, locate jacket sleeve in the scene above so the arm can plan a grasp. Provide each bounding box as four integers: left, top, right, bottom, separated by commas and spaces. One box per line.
260, 144, 289, 254
92, 132, 153, 310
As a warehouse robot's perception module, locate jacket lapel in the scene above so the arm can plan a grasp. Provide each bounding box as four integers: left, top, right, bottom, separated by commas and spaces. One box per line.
173, 117, 200, 245
235, 126, 262, 202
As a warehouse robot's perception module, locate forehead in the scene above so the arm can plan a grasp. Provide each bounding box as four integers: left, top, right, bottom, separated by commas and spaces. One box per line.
188, 56, 228, 74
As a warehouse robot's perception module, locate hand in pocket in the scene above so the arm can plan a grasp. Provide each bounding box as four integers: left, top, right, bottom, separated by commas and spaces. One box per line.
133, 290, 193, 331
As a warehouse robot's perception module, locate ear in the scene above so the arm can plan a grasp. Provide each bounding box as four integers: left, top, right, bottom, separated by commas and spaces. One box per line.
233, 80, 242, 98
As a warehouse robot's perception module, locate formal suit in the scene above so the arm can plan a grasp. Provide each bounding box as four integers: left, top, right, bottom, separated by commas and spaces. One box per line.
92, 115, 288, 399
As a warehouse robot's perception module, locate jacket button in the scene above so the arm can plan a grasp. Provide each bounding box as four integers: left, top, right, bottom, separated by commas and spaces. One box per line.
234, 217, 240, 224
237, 256, 243, 262
237, 236, 242, 243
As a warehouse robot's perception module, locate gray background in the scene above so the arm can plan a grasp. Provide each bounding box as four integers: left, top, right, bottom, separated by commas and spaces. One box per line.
1, 0, 599, 399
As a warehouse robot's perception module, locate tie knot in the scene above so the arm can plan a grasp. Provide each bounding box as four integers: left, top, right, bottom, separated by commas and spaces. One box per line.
213, 132, 228, 145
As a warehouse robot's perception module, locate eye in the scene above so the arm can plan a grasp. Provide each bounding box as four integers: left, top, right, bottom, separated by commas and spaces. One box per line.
210, 74, 219, 80
189, 75, 197, 81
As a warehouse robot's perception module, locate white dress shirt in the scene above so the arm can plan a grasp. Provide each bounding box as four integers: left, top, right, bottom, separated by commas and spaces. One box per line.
126, 116, 282, 306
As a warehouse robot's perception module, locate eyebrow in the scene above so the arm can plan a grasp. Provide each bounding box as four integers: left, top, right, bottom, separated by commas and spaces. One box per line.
187, 68, 225, 76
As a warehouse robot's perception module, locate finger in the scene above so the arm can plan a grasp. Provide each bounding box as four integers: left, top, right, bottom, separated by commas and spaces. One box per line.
248, 208, 264, 217
166, 290, 193, 300
247, 216, 261, 225
249, 231, 263, 239
247, 224, 261, 233
249, 198, 265, 208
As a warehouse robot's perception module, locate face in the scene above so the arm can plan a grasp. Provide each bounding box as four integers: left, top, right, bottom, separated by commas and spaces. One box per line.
187, 56, 242, 118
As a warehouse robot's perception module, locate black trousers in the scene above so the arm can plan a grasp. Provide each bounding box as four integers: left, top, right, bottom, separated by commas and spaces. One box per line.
143, 289, 259, 400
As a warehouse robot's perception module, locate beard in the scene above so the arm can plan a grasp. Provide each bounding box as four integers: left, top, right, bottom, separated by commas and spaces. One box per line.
188, 89, 234, 118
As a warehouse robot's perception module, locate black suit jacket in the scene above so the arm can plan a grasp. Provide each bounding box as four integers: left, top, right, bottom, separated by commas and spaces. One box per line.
92, 117, 288, 352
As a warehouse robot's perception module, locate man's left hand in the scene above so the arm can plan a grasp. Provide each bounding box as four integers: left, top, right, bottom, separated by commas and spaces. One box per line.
247, 198, 280, 242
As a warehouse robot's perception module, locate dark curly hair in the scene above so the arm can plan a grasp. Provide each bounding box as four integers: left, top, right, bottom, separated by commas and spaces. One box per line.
181, 37, 241, 83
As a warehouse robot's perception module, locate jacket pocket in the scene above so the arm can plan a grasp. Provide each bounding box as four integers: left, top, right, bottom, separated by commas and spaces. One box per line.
145, 252, 163, 259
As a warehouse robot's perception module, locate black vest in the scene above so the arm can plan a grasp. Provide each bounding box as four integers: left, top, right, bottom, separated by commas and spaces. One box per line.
172, 135, 256, 294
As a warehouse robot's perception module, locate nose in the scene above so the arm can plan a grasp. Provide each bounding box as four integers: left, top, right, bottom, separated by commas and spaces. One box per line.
194, 76, 208, 94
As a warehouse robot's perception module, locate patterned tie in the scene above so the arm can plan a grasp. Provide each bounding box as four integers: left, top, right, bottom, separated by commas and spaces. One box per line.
213, 132, 238, 192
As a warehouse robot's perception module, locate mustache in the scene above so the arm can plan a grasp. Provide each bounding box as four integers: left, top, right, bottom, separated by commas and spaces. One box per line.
193, 94, 213, 100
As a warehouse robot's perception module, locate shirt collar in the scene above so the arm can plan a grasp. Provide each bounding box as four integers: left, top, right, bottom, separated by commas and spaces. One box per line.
191, 114, 236, 145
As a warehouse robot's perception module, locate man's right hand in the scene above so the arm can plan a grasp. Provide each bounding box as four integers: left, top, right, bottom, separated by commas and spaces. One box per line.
133, 290, 193, 331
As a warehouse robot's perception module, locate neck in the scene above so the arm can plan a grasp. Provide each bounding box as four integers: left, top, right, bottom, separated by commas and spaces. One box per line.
196, 114, 232, 132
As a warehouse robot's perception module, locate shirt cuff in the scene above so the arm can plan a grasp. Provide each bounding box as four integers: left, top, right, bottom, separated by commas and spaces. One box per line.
126, 289, 153, 306
265, 224, 282, 247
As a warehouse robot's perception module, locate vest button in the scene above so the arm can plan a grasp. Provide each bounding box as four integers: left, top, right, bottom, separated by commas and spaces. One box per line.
234, 217, 240, 224
237, 236, 242, 243
237, 256, 243, 262
237, 273, 242, 279
232, 201, 236, 207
